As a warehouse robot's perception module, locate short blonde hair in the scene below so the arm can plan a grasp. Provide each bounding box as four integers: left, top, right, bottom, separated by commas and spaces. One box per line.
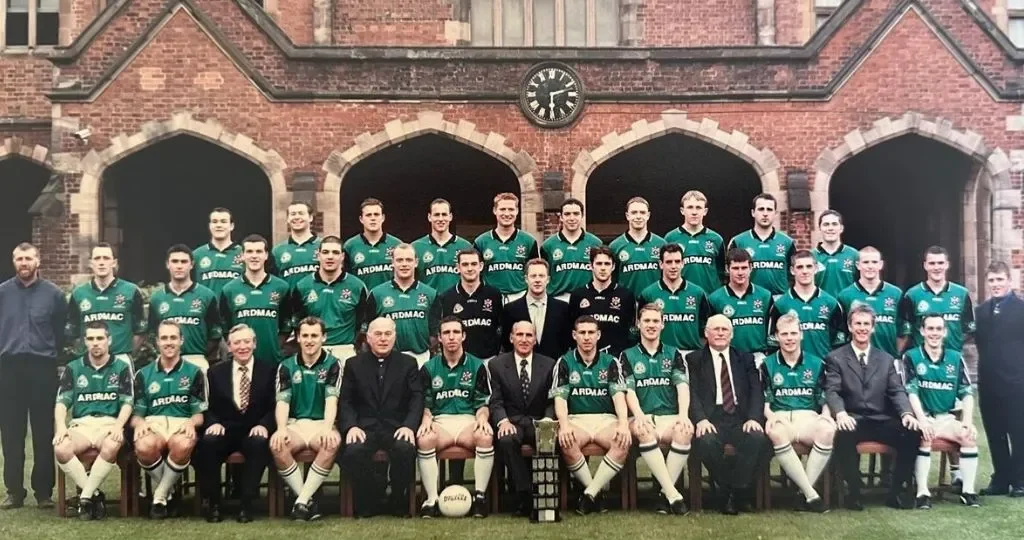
680, 190, 707, 206
493, 192, 519, 208
626, 196, 650, 210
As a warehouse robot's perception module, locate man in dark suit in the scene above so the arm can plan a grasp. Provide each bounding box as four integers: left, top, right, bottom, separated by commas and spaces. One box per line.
687, 314, 770, 515
489, 320, 555, 516
975, 261, 1024, 497
825, 304, 921, 510
338, 317, 424, 518
197, 324, 275, 522
502, 259, 571, 359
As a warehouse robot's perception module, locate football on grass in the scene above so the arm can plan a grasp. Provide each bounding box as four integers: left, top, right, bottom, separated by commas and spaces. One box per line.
438, 485, 472, 517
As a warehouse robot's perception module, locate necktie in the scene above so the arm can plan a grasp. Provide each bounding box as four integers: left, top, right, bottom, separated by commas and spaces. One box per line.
858, 352, 867, 369
239, 365, 250, 412
520, 359, 530, 402
719, 353, 735, 414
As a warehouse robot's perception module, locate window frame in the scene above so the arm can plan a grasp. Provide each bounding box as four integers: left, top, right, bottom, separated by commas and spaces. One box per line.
473, 0, 619, 47
1009, 3, 1024, 49
0, 0, 61, 52
813, 0, 842, 31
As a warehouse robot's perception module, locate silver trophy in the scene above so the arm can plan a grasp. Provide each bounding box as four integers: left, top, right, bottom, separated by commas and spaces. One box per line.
531, 418, 561, 522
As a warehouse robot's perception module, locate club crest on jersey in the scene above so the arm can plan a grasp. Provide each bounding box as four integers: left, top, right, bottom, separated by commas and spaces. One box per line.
686, 296, 696, 308
234, 294, 247, 306
432, 376, 444, 389
280, 252, 292, 263
417, 294, 429, 306
76, 374, 89, 388
453, 303, 464, 314
618, 250, 630, 262
386, 246, 396, 258
598, 369, 608, 382
108, 373, 119, 386
610, 297, 621, 310
633, 362, 646, 375
819, 305, 830, 316
199, 257, 212, 269
579, 298, 591, 309
354, 253, 366, 264
569, 371, 581, 384
552, 249, 563, 261
772, 373, 784, 385
753, 299, 763, 310
584, 246, 592, 257
704, 240, 715, 252
190, 299, 203, 311
270, 291, 281, 303
916, 363, 928, 376
483, 249, 494, 261
179, 376, 191, 390
293, 371, 303, 384
340, 289, 352, 300
482, 299, 493, 312
650, 247, 660, 258
662, 359, 672, 371
148, 382, 161, 395
723, 305, 736, 317
950, 296, 961, 307
307, 290, 319, 303
233, 253, 244, 265
884, 297, 896, 309
843, 259, 854, 269
158, 302, 170, 315
114, 294, 126, 308
945, 363, 956, 375
803, 369, 814, 383
917, 301, 929, 313
775, 244, 785, 255
383, 296, 395, 308
79, 299, 92, 311
516, 245, 527, 257
460, 371, 473, 383
318, 368, 328, 382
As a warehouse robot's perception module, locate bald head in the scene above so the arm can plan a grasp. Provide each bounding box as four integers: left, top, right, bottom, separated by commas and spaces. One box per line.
510, 320, 537, 357
705, 314, 734, 351
367, 317, 397, 356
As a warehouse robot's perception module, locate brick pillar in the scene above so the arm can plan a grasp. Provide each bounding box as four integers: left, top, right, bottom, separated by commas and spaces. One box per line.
756, 0, 776, 45
313, 0, 333, 45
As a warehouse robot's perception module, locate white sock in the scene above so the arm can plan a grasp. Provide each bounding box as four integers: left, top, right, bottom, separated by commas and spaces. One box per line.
915, 447, 932, 497
278, 462, 304, 495
568, 457, 593, 489
296, 463, 330, 505
80, 457, 115, 499
141, 457, 164, 486
639, 442, 682, 502
59, 456, 90, 492
959, 447, 979, 494
665, 443, 690, 486
474, 447, 495, 494
805, 443, 833, 486
950, 463, 962, 482
775, 444, 818, 500
584, 456, 622, 497
153, 458, 187, 504
417, 450, 440, 504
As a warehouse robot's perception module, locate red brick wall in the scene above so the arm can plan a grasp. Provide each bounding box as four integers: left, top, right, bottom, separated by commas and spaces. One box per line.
776, 0, 809, 45
639, 0, 755, 46
0, 55, 53, 119
333, 0, 457, 45
275, 0, 315, 44
65, 0, 103, 45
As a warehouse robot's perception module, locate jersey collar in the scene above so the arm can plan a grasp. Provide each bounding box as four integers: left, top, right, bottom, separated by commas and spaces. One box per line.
427, 233, 458, 248
441, 351, 468, 370
572, 348, 600, 368
726, 283, 754, 299
165, 281, 197, 297
158, 356, 185, 374
391, 279, 420, 293
207, 241, 240, 254
922, 345, 947, 364
314, 270, 348, 286
638, 342, 664, 358
789, 286, 821, 303
456, 281, 485, 298
90, 277, 119, 293
359, 233, 390, 248
84, 355, 114, 372
751, 228, 777, 242
242, 273, 273, 289
288, 234, 319, 247
660, 279, 687, 295
624, 231, 652, 245
854, 280, 884, 296
776, 351, 806, 368
299, 350, 328, 369
922, 281, 951, 296
490, 228, 520, 244
815, 242, 845, 256
558, 230, 586, 245
675, 226, 706, 238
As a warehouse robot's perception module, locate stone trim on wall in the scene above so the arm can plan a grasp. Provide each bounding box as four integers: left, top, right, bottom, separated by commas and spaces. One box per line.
0, 137, 51, 167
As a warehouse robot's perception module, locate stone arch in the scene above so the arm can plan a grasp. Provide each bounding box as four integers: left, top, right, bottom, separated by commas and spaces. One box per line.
322, 111, 542, 236
0, 137, 51, 168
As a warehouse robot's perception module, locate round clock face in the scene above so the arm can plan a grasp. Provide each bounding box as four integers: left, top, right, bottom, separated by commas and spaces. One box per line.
519, 63, 584, 128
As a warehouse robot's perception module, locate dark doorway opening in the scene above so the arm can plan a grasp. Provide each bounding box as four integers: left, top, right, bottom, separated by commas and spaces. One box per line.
0, 158, 49, 281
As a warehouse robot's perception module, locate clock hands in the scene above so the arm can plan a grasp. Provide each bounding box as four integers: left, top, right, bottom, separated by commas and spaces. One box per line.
546, 88, 570, 117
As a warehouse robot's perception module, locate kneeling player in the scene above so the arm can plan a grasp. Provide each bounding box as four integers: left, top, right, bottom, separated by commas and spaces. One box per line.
131, 321, 207, 519
905, 314, 980, 509
553, 315, 631, 514
54, 322, 133, 520
622, 304, 692, 515
761, 313, 834, 512
271, 317, 342, 521
416, 316, 494, 518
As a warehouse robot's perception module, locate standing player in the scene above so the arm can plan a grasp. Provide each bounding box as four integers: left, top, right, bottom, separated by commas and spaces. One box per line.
271, 317, 342, 521
131, 321, 207, 519
904, 314, 980, 509
542, 198, 602, 301
552, 316, 631, 514
291, 236, 368, 362
638, 243, 711, 356
66, 243, 147, 365
271, 202, 321, 288
416, 317, 494, 518
412, 199, 473, 294
708, 249, 774, 365
761, 313, 833, 513
899, 246, 975, 353
439, 249, 503, 362
609, 197, 666, 297
568, 245, 636, 357
367, 244, 441, 366
344, 198, 403, 291
665, 190, 726, 294
148, 245, 221, 371
728, 193, 795, 297
837, 246, 903, 358
768, 250, 846, 360
621, 304, 692, 515
220, 235, 293, 365
53, 322, 133, 520
193, 207, 244, 295
474, 193, 539, 304
813, 210, 858, 297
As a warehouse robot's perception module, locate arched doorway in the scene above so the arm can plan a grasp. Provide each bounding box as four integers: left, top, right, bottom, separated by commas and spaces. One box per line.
0, 157, 49, 281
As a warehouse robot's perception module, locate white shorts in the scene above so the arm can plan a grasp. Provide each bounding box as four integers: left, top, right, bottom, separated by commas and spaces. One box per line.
502, 291, 527, 305
925, 413, 965, 441
772, 410, 831, 442
569, 413, 617, 438
69, 416, 119, 447
287, 418, 329, 447
634, 415, 682, 439
145, 416, 190, 440
403, 350, 430, 367
432, 414, 476, 439
182, 354, 209, 373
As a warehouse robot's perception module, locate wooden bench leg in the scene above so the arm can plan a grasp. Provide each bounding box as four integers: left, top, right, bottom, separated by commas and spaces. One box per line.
688, 456, 702, 512
57, 468, 67, 517
822, 462, 831, 509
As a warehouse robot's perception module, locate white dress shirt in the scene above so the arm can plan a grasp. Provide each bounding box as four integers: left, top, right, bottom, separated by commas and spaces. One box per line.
233, 360, 252, 410
516, 353, 533, 379
851, 343, 871, 366
528, 295, 547, 343
710, 347, 737, 406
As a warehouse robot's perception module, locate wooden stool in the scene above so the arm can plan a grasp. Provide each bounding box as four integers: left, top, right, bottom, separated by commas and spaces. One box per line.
931, 439, 961, 501
57, 448, 136, 518
558, 443, 634, 511
786, 442, 832, 509
687, 443, 769, 512
339, 450, 417, 517
835, 441, 894, 507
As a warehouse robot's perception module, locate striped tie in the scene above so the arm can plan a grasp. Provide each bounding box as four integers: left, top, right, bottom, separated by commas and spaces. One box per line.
719, 354, 735, 414
239, 365, 250, 412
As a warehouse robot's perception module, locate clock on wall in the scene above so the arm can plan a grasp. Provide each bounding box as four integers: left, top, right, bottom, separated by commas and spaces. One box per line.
519, 62, 585, 129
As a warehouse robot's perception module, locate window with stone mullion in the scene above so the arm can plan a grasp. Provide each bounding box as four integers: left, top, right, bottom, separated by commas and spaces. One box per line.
470, 0, 619, 47
1, 0, 59, 49
1009, 0, 1024, 48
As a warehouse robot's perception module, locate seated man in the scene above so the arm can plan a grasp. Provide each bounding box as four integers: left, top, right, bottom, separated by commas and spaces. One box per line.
552, 315, 631, 514
416, 316, 494, 518
53, 322, 133, 520
622, 304, 692, 515
270, 317, 342, 521
761, 313, 834, 513
905, 314, 980, 509
131, 321, 208, 519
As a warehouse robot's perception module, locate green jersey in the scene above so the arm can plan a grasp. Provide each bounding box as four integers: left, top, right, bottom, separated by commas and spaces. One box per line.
148, 283, 221, 356
219, 274, 293, 364
276, 351, 342, 421
412, 234, 473, 294
728, 229, 795, 296
291, 272, 368, 346
903, 346, 972, 416
899, 282, 976, 352
768, 288, 846, 359
193, 242, 244, 295
367, 280, 440, 354
474, 229, 539, 295
837, 281, 903, 358
664, 226, 726, 294
67, 278, 147, 356
56, 356, 133, 419
708, 284, 774, 354
541, 231, 603, 297
813, 243, 859, 297
343, 233, 403, 291
271, 235, 321, 288
759, 352, 826, 412
133, 358, 207, 418
620, 344, 687, 416
609, 231, 666, 297
551, 349, 627, 415
638, 280, 711, 351
421, 353, 491, 416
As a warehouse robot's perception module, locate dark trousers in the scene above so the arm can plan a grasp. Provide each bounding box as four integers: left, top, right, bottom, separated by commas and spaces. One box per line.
196, 429, 270, 507
980, 389, 1024, 487
339, 429, 416, 516
0, 355, 56, 500
833, 416, 920, 497
497, 422, 537, 496
694, 411, 770, 490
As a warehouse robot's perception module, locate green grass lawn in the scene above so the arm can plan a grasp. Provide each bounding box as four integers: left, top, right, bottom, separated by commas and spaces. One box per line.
1, 410, 1022, 540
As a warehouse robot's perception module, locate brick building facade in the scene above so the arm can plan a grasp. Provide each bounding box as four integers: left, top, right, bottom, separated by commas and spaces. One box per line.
1, 0, 1023, 302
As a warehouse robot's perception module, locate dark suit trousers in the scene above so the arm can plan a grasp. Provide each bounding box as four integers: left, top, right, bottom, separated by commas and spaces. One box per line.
980, 389, 1024, 486
197, 428, 270, 506
0, 355, 56, 500
340, 430, 416, 516
694, 409, 770, 490
833, 417, 920, 497
497, 422, 537, 495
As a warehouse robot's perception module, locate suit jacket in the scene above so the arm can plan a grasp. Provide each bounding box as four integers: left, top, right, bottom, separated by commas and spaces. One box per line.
339, 350, 424, 436
488, 352, 555, 431
824, 343, 911, 421
205, 359, 276, 433
975, 293, 1024, 391
501, 296, 571, 360
687, 346, 764, 425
